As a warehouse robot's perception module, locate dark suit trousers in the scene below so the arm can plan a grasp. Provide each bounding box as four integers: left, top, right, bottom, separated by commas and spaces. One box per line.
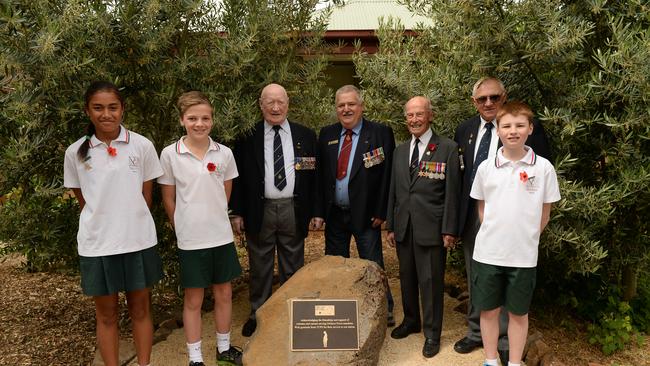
396, 220, 446, 340
246, 198, 304, 317
462, 206, 509, 350
325, 205, 394, 312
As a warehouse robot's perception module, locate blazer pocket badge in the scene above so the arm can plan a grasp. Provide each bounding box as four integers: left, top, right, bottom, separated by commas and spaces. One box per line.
363, 147, 385, 168
418, 161, 446, 180
295, 156, 316, 170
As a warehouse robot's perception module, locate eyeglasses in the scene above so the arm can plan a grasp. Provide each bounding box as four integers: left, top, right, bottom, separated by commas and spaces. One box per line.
474, 94, 503, 104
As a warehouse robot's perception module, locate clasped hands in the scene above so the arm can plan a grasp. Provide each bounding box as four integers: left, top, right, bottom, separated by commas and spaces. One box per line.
387, 232, 458, 249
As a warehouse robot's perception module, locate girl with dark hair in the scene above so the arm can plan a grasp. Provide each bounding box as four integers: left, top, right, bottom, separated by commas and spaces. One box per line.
63, 81, 163, 366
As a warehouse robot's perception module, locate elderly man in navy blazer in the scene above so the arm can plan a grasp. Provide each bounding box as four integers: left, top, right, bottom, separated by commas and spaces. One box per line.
230, 83, 319, 337
453, 77, 552, 363
314, 85, 395, 325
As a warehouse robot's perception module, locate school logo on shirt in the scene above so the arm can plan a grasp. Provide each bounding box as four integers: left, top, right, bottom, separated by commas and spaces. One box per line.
520, 171, 538, 193
128, 156, 139, 172
207, 162, 226, 176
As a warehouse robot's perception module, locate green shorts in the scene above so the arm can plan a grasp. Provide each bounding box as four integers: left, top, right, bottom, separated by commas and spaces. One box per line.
178, 243, 242, 289
470, 260, 536, 316
79, 246, 163, 297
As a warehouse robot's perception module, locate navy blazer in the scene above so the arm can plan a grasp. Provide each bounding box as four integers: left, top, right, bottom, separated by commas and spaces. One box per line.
315, 118, 395, 232
230, 120, 318, 238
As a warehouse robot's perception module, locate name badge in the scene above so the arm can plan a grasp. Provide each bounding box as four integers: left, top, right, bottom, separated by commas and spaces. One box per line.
363, 147, 385, 168
418, 161, 446, 180
328, 139, 339, 145
295, 156, 316, 170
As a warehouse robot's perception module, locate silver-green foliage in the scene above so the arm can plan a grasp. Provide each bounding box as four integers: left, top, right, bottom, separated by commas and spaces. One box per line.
0, 0, 331, 271
354, 0, 649, 289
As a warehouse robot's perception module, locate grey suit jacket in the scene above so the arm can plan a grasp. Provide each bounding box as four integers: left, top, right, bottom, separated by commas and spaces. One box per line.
386, 132, 461, 245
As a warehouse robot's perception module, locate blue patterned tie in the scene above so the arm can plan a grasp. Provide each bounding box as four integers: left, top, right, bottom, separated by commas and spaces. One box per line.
273, 125, 286, 190
471, 122, 493, 183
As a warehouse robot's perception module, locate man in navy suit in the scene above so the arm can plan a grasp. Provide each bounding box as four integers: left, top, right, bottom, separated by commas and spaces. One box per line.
314, 85, 395, 325
453, 77, 552, 363
230, 83, 319, 337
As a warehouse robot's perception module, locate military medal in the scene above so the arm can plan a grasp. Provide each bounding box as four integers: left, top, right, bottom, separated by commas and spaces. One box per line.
294, 156, 316, 170
363, 147, 385, 168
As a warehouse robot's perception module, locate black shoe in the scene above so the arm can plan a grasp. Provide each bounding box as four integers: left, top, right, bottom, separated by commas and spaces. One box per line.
498, 349, 509, 366
387, 311, 395, 327
453, 336, 483, 354
189, 362, 205, 366
422, 338, 440, 358
242, 318, 257, 337
390, 322, 421, 339
217, 345, 243, 366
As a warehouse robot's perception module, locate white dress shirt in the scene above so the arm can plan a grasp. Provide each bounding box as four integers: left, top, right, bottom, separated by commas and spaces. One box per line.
263, 119, 295, 199
408, 128, 433, 164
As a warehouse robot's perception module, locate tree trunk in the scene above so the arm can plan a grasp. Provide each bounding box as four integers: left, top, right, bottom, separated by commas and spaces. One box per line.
622, 264, 638, 301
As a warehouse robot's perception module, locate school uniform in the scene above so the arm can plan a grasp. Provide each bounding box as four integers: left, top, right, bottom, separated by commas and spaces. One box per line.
158, 136, 242, 288
63, 126, 163, 296
469, 146, 560, 313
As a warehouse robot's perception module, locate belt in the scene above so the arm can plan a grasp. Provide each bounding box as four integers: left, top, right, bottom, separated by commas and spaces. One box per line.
263, 197, 294, 203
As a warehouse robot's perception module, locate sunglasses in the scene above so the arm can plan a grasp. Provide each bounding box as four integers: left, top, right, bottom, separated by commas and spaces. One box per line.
474, 94, 503, 104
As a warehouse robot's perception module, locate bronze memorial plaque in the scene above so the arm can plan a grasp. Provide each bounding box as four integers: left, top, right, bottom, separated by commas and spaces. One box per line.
290, 299, 359, 351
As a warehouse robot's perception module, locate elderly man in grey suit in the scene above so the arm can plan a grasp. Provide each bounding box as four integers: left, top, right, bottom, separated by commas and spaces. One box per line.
386, 96, 461, 358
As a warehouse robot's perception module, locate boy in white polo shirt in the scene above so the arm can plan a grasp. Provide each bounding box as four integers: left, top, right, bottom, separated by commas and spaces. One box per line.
470, 101, 560, 366
159, 91, 242, 366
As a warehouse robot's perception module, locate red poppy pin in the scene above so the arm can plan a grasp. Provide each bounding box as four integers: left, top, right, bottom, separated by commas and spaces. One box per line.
520, 171, 529, 183
207, 162, 216, 172
425, 143, 437, 156
107, 146, 117, 157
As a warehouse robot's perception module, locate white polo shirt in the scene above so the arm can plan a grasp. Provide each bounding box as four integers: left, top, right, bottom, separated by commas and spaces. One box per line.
158, 137, 238, 250
470, 146, 560, 267
63, 127, 163, 257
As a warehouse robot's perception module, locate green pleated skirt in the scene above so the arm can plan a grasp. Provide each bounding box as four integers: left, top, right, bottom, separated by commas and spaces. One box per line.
79, 246, 163, 296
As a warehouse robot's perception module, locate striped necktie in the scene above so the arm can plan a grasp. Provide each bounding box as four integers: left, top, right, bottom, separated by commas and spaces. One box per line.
273, 125, 286, 190
337, 129, 354, 180
471, 122, 493, 183
410, 138, 420, 180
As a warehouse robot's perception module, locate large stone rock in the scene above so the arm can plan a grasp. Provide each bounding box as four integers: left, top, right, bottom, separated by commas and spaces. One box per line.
525, 336, 551, 366
243, 255, 388, 366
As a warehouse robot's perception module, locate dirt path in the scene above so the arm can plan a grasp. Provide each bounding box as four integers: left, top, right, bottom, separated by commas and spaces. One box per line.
141, 231, 484, 366
2, 232, 649, 365
140, 277, 485, 366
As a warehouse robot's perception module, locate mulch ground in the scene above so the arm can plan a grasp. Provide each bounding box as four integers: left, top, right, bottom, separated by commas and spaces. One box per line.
1, 232, 648, 365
